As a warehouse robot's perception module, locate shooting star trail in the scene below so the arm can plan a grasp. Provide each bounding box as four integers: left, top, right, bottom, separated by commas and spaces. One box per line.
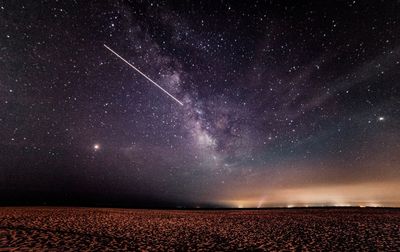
104, 44, 184, 106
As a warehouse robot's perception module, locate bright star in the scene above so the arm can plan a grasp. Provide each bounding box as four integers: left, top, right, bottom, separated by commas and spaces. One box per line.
93, 144, 100, 150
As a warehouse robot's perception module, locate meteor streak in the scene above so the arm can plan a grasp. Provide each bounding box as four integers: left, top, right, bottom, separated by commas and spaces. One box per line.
104, 44, 184, 106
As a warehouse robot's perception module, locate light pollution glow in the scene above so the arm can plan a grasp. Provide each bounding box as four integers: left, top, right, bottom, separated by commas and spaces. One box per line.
217, 181, 400, 208
210, 143, 400, 208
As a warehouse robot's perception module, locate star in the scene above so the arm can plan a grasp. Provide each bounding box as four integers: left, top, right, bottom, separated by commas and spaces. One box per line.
93, 144, 100, 151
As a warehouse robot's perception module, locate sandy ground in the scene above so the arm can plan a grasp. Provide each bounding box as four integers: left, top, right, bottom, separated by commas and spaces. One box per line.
1, 207, 399, 251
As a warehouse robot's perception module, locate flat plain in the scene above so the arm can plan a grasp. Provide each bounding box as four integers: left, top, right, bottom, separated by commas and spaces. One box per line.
1, 207, 399, 251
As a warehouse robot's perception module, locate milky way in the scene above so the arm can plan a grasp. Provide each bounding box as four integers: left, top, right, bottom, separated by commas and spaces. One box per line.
1, 1, 400, 207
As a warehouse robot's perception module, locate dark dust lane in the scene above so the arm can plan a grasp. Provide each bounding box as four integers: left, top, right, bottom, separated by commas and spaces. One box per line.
1, 207, 400, 251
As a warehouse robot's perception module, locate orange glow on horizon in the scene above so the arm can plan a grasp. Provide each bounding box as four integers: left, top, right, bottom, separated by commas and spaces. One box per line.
216, 181, 400, 208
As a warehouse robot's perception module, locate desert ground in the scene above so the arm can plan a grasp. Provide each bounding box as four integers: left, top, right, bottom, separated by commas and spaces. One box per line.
1, 207, 399, 251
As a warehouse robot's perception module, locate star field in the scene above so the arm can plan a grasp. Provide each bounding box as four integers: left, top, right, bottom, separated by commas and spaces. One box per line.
1, 0, 400, 207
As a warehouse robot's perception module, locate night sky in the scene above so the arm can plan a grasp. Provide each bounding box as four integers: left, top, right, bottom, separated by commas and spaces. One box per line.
1, 0, 400, 208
